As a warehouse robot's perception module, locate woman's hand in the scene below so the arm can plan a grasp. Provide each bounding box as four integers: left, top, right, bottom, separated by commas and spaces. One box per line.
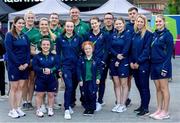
43, 68, 51, 75
79, 81, 83, 86
96, 79, 100, 84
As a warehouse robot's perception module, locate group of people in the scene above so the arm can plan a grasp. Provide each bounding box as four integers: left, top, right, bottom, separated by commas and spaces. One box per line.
1, 6, 173, 121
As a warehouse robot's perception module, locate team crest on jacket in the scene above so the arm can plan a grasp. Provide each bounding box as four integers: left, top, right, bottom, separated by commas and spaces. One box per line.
22, 36, 25, 40
93, 61, 96, 66
159, 36, 164, 40
40, 58, 43, 61
99, 34, 103, 39
51, 56, 54, 61
64, 74, 67, 78
62, 40, 65, 42
113, 35, 117, 39
120, 35, 124, 38
74, 38, 77, 42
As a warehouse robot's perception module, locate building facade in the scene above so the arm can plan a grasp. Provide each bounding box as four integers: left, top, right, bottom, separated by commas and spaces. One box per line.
4, 0, 168, 13
131, 0, 168, 14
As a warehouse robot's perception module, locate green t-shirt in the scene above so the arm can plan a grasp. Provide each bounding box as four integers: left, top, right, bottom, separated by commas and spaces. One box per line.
22, 26, 40, 46
36, 33, 54, 50
85, 56, 101, 81
85, 57, 93, 81
50, 26, 63, 37
74, 19, 90, 38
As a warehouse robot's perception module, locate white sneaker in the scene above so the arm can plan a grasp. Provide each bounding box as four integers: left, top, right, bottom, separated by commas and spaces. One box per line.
0, 98, 4, 101
112, 104, 120, 112
0, 95, 9, 99
16, 107, 26, 117
8, 109, 20, 118
69, 106, 74, 114
48, 108, 54, 116
40, 104, 47, 113
64, 110, 71, 120
95, 102, 102, 112
36, 109, 44, 117
116, 105, 127, 113
101, 102, 106, 106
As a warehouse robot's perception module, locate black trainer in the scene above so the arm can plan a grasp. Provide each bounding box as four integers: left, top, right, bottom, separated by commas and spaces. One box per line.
88, 110, 94, 116
134, 107, 142, 113
125, 98, 131, 107
137, 109, 149, 116
27, 102, 34, 110
22, 103, 29, 111
71, 102, 76, 108
83, 109, 89, 116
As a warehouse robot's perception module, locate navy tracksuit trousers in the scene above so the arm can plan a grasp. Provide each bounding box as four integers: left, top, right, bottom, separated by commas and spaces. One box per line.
63, 68, 78, 110
81, 80, 97, 111
133, 69, 150, 110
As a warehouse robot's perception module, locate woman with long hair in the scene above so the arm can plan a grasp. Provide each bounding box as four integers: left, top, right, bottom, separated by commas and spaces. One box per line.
130, 14, 152, 116
86, 16, 108, 111
149, 14, 173, 120
21, 11, 39, 111
110, 17, 131, 113
5, 16, 30, 118
56, 20, 83, 120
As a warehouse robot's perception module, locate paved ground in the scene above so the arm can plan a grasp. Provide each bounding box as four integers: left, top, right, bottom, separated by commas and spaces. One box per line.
0, 58, 180, 123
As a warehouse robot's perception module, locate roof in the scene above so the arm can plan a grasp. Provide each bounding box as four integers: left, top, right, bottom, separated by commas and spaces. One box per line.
81, 0, 152, 20
8, 0, 71, 21
0, 0, 15, 15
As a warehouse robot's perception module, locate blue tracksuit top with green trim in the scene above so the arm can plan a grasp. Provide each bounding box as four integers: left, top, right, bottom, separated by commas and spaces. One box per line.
77, 56, 101, 91
56, 33, 83, 68
131, 30, 153, 67
32, 52, 60, 79
5, 32, 30, 67
150, 28, 173, 71
85, 30, 108, 63
110, 29, 131, 61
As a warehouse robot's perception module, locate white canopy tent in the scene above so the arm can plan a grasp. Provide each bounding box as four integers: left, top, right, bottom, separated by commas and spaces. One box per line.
8, 0, 71, 22
81, 0, 152, 21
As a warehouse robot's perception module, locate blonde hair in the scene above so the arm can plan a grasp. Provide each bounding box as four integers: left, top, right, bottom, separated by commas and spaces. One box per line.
39, 17, 49, 23
134, 14, 149, 38
156, 14, 166, 27
115, 17, 126, 26
24, 10, 35, 20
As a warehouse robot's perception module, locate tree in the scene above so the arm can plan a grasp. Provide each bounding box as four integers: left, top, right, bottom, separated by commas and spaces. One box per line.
164, 0, 180, 14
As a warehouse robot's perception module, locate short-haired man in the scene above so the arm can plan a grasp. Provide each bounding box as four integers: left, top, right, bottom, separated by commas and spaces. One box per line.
70, 6, 90, 39
126, 7, 139, 107
69, 6, 90, 107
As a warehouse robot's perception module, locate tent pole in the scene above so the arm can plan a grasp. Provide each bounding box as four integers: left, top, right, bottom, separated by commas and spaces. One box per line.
8, 21, 10, 32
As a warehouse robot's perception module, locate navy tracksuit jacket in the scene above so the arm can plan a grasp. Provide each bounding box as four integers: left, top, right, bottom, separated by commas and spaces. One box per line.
85, 30, 108, 104
110, 29, 131, 77
32, 52, 60, 92
150, 28, 174, 79
126, 21, 135, 34
56, 33, 83, 109
77, 56, 101, 111
5, 32, 30, 81
131, 30, 153, 110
